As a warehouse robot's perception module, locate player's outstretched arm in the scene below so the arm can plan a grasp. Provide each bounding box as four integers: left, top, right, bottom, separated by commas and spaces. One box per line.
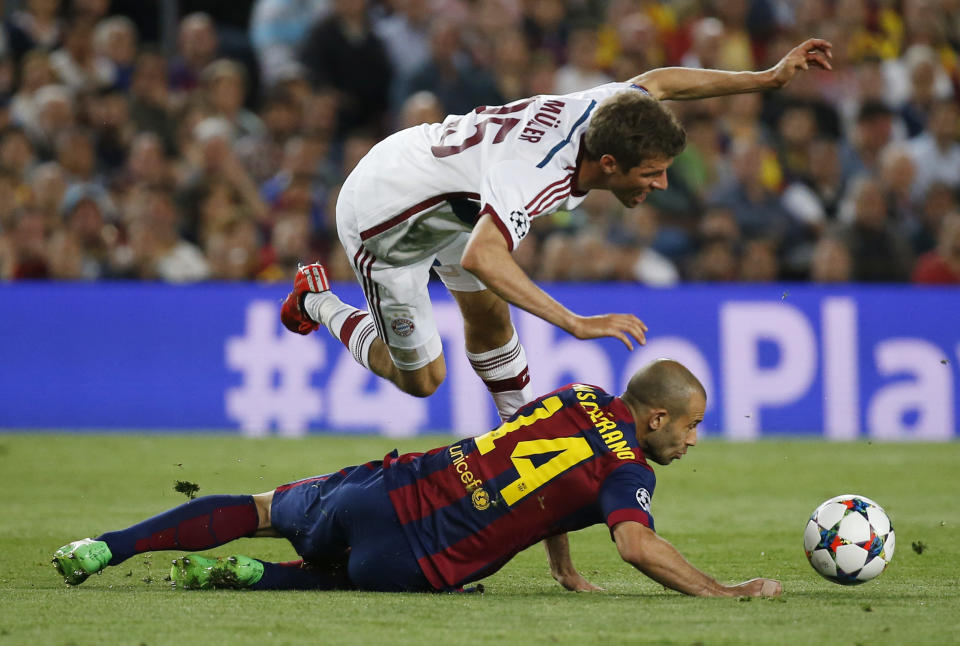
631, 38, 832, 101
544, 533, 604, 592
613, 521, 782, 597
462, 215, 647, 349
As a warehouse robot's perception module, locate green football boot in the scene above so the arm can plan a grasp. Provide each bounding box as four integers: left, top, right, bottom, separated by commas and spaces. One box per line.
52, 538, 113, 585
170, 554, 264, 590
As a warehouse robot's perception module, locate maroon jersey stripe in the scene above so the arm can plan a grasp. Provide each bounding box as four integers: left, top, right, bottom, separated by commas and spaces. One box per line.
524, 176, 571, 211
360, 192, 480, 241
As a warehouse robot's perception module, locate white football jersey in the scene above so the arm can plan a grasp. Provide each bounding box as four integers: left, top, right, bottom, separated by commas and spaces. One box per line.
337, 82, 649, 265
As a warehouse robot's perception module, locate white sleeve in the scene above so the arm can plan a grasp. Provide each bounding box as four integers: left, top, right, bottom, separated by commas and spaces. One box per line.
479, 160, 576, 251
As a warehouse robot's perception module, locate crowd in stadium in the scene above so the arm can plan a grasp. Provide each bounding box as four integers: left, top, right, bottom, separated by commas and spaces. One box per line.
0, 0, 958, 284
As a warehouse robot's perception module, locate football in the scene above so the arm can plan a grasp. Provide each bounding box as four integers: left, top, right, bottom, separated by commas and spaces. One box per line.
803, 494, 895, 585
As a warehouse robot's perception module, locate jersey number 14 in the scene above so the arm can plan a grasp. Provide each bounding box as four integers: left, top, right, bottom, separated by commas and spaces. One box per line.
474, 396, 592, 506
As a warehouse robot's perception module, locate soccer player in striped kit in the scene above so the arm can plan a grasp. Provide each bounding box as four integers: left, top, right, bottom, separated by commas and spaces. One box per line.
279, 38, 831, 588
53, 360, 780, 598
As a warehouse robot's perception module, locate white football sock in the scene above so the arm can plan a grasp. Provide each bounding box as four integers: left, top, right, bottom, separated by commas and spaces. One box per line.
303, 292, 377, 369
466, 329, 534, 421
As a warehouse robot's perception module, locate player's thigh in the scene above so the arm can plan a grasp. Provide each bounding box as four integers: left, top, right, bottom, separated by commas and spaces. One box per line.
337, 471, 432, 592
338, 237, 445, 372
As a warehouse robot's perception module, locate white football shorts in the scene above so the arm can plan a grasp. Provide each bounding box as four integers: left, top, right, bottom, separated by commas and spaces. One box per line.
336, 196, 487, 371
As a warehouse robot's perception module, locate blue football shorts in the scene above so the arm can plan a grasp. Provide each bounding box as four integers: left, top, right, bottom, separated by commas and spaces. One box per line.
271, 462, 431, 592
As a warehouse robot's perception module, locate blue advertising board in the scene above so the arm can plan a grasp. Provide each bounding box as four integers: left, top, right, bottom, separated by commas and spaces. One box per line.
0, 282, 957, 439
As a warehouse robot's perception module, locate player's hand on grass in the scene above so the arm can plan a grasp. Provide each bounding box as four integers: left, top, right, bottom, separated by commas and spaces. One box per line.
569, 313, 648, 350
769, 38, 833, 88
727, 578, 782, 598
553, 570, 605, 592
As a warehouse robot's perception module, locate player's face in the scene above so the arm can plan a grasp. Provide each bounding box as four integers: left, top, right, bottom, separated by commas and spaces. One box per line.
645, 392, 705, 466
606, 156, 673, 208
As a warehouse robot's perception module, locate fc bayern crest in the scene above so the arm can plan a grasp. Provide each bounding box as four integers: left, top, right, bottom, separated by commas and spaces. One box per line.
391, 318, 415, 337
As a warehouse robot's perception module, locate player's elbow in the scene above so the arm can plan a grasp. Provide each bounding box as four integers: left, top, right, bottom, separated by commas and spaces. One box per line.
460, 244, 490, 280
613, 522, 653, 569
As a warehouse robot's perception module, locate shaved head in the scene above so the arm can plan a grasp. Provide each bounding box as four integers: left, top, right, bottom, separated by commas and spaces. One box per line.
622, 359, 706, 418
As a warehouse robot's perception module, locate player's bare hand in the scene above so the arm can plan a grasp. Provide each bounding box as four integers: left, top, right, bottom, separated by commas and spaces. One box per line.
569, 314, 647, 350
554, 571, 605, 592
769, 38, 833, 88
727, 578, 782, 598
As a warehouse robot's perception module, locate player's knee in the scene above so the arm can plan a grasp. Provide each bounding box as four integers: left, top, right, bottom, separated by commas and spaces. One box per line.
252, 491, 273, 529
397, 360, 446, 397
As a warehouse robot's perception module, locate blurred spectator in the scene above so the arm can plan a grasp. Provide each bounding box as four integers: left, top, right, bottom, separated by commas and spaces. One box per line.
891, 44, 954, 136
170, 13, 219, 93
299, 0, 392, 137
911, 181, 958, 255
257, 212, 311, 281
691, 239, 738, 282
0, 126, 37, 179
49, 18, 114, 92
31, 84, 75, 159
236, 89, 301, 182
250, 0, 330, 86
912, 213, 960, 284
713, 0, 755, 71
781, 137, 845, 229
58, 182, 116, 279
374, 0, 431, 105
202, 59, 265, 139
128, 50, 175, 150
399, 18, 501, 117
398, 90, 444, 130
523, 0, 569, 64
6, 208, 49, 278
90, 88, 135, 173
840, 100, 896, 184
122, 187, 209, 282
55, 127, 97, 186
606, 11, 664, 83
261, 135, 330, 241
739, 238, 780, 282
775, 102, 819, 181
8, 0, 63, 61
489, 28, 530, 103
809, 234, 853, 282
124, 131, 171, 187
878, 143, 920, 225
708, 138, 794, 241
907, 99, 960, 200
205, 215, 261, 279
11, 50, 57, 135
681, 17, 724, 69
178, 116, 268, 241
29, 161, 67, 228
93, 16, 138, 91
838, 175, 914, 281
609, 205, 679, 286
554, 27, 611, 95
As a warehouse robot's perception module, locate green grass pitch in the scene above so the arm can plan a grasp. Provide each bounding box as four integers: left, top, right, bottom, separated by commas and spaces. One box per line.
1, 434, 958, 646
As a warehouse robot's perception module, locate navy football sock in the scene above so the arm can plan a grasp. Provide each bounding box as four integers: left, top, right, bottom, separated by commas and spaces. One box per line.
97, 495, 259, 566
251, 560, 353, 590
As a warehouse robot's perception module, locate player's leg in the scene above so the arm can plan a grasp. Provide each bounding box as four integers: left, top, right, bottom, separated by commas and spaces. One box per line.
284, 252, 448, 397
52, 494, 262, 585
435, 236, 534, 421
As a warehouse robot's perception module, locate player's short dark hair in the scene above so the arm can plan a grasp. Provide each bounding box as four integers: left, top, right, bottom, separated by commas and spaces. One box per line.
583, 92, 686, 170
623, 359, 706, 418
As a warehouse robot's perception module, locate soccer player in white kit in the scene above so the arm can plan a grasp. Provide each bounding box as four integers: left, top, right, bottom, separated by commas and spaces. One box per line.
282, 38, 832, 591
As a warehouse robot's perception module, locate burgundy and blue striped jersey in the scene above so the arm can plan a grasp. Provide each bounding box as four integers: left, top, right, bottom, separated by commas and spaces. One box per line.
382, 383, 657, 590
